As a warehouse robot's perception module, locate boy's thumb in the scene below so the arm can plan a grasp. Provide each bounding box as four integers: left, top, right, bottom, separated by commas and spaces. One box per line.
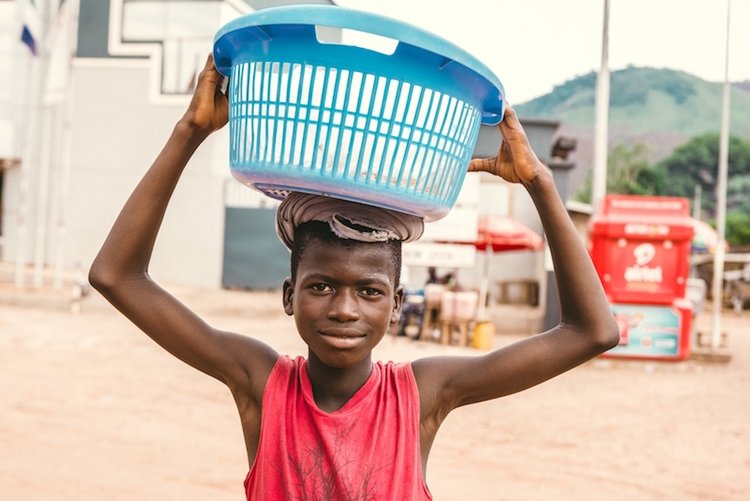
468, 157, 495, 172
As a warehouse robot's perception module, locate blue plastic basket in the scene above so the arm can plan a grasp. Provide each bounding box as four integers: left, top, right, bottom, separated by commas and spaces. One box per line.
213, 5, 504, 221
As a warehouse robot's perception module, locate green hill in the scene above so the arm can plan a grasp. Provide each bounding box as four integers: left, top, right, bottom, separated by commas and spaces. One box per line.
516, 66, 750, 138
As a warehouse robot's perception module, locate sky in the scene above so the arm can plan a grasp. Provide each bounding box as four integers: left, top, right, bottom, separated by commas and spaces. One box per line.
335, 0, 750, 104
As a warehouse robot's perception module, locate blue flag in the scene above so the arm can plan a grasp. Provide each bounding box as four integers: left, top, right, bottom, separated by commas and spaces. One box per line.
21, 25, 37, 55
19, 0, 41, 56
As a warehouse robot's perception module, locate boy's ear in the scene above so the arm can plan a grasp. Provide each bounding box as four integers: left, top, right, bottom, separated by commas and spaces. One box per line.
282, 278, 294, 316
389, 285, 404, 325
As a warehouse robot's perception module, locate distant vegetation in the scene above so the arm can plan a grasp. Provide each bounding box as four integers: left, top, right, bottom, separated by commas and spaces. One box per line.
517, 66, 750, 137
574, 134, 750, 246
517, 66, 750, 247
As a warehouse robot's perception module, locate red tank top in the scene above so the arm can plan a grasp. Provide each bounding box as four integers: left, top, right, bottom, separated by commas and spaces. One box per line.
244, 356, 432, 500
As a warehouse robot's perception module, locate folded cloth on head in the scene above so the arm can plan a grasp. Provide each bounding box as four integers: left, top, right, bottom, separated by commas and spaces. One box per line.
276, 192, 424, 249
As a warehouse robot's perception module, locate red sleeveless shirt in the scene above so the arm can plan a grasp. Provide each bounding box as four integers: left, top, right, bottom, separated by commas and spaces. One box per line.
244, 356, 432, 500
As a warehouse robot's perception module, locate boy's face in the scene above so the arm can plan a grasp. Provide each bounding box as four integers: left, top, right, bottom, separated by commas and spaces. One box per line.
283, 238, 403, 369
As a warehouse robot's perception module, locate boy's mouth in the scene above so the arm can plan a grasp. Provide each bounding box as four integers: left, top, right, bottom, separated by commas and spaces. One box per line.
319, 330, 367, 349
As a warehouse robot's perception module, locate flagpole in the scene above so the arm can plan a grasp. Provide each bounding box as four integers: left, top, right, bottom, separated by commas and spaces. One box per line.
32, 2, 54, 289
33, 100, 54, 288
15, 55, 39, 287
53, 97, 72, 288
711, 0, 732, 349
53, 0, 80, 289
591, 0, 611, 213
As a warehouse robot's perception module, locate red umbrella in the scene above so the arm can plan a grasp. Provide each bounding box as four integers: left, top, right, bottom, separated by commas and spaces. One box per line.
473, 215, 543, 319
475, 214, 544, 252
690, 218, 728, 254
435, 214, 544, 320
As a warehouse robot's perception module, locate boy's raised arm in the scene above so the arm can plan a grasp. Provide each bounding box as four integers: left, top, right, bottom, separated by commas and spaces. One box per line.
89, 55, 278, 393
414, 107, 619, 413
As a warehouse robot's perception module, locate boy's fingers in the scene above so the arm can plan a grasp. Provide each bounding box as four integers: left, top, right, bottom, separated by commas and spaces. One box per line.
502, 103, 516, 118
498, 106, 533, 151
191, 54, 224, 100
199, 54, 222, 83
468, 156, 496, 172
498, 106, 520, 135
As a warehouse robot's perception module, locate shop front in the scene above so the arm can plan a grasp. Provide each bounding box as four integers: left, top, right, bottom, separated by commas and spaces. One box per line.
589, 195, 695, 361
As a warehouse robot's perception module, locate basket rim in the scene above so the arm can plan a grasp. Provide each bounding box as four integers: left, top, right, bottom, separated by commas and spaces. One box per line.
213, 5, 504, 125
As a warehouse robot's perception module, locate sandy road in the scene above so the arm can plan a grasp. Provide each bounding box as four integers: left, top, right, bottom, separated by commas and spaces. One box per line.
1, 287, 748, 500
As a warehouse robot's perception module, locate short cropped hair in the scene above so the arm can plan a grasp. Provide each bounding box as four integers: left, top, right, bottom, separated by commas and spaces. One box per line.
290, 221, 402, 287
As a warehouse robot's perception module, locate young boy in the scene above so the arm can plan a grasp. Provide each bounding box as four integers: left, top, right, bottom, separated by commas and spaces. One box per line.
89, 55, 619, 500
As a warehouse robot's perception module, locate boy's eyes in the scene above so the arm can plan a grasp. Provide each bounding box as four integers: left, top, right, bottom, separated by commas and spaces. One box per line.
311, 283, 332, 292
308, 284, 384, 297
361, 287, 383, 297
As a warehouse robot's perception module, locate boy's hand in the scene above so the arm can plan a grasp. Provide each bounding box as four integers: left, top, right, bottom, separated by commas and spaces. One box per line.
181, 54, 229, 136
468, 106, 547, 185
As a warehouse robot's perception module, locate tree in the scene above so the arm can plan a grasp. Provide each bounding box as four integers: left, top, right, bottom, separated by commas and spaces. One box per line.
606, 142, 666, 195
726, 212, 750, 247
574, 141, 666, 203
727, 175, 750, 216
657, 133, 750, 218
648, 134, 750, 246
571, 134, 750, 246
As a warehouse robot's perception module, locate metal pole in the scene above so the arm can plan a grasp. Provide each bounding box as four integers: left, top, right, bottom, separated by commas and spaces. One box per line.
690, 184, 702, 279
591, 0, 610, 213
16, 55, 42, 287
692, 184, 702, 220
53, 91, 73, 289
542, 160, 575, 331
33, 102, 54, 288
711, 0, 731, 349
53, 0, 81, 288
476, 249, 490, 320
31, 0, 56, 288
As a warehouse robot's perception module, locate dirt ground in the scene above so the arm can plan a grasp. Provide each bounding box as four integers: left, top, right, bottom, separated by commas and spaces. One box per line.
1, 286, 748, 500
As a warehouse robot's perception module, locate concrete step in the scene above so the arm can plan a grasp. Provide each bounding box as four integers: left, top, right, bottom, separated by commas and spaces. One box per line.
0, 262, 89, 311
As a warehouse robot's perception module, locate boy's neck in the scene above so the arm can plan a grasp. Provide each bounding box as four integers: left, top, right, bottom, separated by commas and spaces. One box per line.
306, 354, 373, 413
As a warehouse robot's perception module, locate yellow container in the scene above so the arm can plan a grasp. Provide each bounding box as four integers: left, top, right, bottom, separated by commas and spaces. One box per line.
471, 321, 495, 350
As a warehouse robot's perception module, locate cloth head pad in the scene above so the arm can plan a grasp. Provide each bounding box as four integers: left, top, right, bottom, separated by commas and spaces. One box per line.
275, 192, 425, 249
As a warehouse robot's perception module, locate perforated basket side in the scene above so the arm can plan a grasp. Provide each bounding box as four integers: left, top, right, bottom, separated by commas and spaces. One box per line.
228, 61, 482, 216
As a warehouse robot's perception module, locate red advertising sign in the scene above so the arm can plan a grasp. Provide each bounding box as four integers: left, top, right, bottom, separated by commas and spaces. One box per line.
589, 196, 694, 304
604, 300, 693, 361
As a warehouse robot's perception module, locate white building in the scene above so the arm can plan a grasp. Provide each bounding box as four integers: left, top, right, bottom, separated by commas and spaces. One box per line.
1, 0, 558, 302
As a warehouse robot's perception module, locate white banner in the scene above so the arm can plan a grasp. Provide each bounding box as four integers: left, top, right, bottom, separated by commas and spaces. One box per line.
421, 206, 478, 243
403, 242, 476, 268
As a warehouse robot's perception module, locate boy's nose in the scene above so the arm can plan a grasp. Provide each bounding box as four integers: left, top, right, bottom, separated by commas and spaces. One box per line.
327, 290, 360, 321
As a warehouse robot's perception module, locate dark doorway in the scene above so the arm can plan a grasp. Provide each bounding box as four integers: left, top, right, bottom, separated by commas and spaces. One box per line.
222, 207, 289, 290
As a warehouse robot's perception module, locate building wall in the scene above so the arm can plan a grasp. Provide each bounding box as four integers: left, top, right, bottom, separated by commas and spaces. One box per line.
0, 1, 47, 265
67, 0, 337, 288
65, 60, 228, 287
0, 1, 19, 161
1, 0, 560, 291
1, 0, 297, 287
